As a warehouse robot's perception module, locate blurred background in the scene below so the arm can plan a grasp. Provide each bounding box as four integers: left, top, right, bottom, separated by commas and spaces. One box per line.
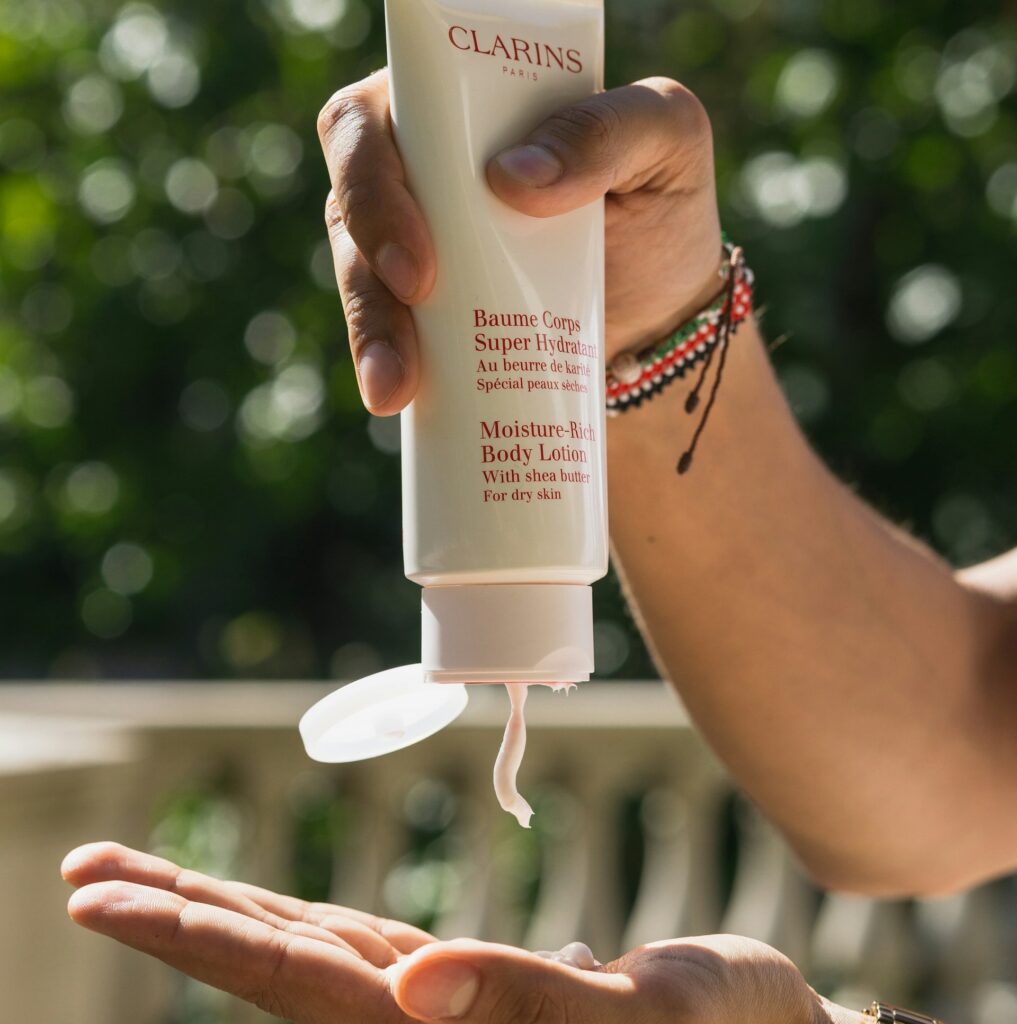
2, 0, 1017, 1022
2, 0, 1016, 680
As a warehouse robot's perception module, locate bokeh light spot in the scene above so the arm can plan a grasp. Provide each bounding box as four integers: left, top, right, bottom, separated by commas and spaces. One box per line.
368, 415, 402, 455
23, 376, 74, 429
165, 158, 219, 215
78, 159, 136, 224
289, 0, 345, 32
101, 542, 154, 595
63, 74, 124, 135
247, 124, 303, 184
239, 363, 325, 443
100, 4, 169, 80
887, 265, 962, 344
776, 49, 840, 119
740, 152, 847, 227
63, 462, 120, 516
245, 311, 297, 366
593, 620, 630, 676
148, 49, 201, 108
220, 612, 283, 670
986, 162, 1017, 221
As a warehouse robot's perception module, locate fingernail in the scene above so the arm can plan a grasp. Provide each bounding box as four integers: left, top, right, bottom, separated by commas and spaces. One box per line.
358, 341, 404, 410
377, 243, 419, 300
401, 961, 480, 1020
494, 144, 564, 188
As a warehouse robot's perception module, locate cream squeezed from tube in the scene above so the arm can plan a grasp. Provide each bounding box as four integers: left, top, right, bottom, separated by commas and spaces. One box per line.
494, 680, 577, 826
535, 942, 600, 970
386, 0, 606, 824
494, 683, 533, 827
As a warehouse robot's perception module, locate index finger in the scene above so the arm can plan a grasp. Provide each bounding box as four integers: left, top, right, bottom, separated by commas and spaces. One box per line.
62, 841, 402, 967
317, 69, 436, 306
226, 880, 437, 954
68, 880, 407, 1024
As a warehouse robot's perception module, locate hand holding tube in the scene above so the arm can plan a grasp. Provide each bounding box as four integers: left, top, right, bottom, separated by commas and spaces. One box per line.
317, 71, 722, 415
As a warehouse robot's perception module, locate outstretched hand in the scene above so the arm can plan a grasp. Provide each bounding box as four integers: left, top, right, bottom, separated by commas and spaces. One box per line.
63, 842, 857, 1024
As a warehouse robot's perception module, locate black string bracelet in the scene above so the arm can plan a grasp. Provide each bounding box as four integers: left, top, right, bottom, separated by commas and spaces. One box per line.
605, 242, 754, 475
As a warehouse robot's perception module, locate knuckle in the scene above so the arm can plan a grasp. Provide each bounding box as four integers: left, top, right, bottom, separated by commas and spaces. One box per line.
319, 88, 391, 234
681, 92, 713, 143
336, 175, 378, 228
242, 935, 298, 1016
649, 77, 713, 142
265, 933, 293, 986
542, 99, 621, 153
249, 989, 293, 1020
163, 900, 185, 947
488, 986, 568, 1024
342, 281, 392, 341
317, 85, 372, 146
324, 190, 343, 231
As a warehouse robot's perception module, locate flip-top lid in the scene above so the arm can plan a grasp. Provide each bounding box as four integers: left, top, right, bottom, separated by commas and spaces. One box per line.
299, 664, 468, 763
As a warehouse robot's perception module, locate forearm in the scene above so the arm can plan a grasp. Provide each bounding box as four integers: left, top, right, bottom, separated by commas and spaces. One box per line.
608, 318, 1017, 896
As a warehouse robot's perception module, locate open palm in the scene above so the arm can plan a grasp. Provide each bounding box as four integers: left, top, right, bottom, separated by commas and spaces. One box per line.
63, 842, 841, 1024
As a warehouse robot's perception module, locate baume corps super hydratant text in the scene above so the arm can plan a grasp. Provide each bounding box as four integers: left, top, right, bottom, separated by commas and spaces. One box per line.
301, 0, 607, 827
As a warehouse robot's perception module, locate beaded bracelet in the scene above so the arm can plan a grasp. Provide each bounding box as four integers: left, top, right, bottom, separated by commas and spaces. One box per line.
606, 242, 754, 474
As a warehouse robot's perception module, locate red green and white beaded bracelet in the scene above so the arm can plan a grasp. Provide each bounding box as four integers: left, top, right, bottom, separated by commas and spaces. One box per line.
606, 242, 754, 474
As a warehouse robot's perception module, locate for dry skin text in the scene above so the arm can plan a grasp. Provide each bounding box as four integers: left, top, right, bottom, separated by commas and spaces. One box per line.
480, 418, 595, 503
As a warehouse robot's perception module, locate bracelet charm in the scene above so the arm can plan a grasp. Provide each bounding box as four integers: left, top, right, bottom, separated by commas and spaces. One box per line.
606, 245, 754, 415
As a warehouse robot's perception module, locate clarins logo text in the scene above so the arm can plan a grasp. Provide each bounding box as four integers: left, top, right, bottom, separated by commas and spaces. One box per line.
448, 25, 583, 75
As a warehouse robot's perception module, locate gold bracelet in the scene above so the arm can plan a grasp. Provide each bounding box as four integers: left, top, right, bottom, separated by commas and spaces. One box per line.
862, 1001, 945, 1024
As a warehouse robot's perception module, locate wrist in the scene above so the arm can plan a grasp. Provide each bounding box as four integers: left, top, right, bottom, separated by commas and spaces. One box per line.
604, 232, 726, 362
814, 994, 869, 1024
666, 264, 733, 338
605, 241, 753, 444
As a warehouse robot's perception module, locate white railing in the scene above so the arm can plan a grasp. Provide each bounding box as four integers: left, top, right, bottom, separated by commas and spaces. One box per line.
1, 682, 1014, 1024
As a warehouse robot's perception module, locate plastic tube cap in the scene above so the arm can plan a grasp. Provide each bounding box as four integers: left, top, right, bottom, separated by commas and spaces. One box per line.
299, 665, 468, 763
423, 584, 594, 685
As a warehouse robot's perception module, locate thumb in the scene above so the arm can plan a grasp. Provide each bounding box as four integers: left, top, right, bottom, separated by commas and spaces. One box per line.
485, 77, 713, 218
389, 939, 633, 1024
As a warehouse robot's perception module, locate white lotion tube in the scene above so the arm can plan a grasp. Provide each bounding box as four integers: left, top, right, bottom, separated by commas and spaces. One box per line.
386, 0, 607, 686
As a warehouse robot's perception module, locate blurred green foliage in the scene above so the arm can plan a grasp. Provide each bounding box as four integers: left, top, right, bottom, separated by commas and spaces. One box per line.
1, 0, 1015, 680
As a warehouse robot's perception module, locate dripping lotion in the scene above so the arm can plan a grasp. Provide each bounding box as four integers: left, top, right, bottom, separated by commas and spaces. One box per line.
300, 0, 607, 828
